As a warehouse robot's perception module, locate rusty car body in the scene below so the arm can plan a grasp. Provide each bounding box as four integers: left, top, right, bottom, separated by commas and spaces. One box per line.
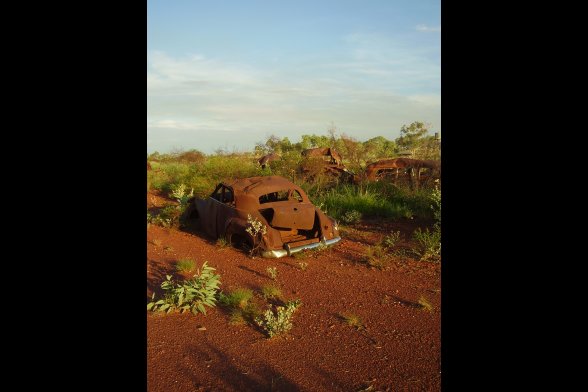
300, 147, 354, 182
180, 175, 341, 258
257, 153, 281, 169
301, 147, 343, 165
363, 158, 440, 188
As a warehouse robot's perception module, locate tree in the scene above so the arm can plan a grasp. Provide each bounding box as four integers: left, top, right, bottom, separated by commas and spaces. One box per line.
396, 122, 429, 150
395, 122, 440, 160
363, 136, 396, 162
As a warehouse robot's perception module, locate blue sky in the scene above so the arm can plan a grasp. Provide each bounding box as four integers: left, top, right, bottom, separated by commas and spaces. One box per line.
148, 0, 440, 154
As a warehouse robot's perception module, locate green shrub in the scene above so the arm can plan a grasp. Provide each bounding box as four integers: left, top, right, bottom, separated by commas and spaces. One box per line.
246, 215, 268, 257
364, 245, 391, 269
147, 261, 221, 315
255, 299, 302, 338
413, 227, 441, 261
261, 284, 282, 300
382, 230, 402, 248
170, 183, 194, 207
148, 204, 180, 228
341, 210, 362, 224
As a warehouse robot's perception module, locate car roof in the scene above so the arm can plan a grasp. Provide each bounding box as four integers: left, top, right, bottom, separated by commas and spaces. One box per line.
224, 176, 303, 197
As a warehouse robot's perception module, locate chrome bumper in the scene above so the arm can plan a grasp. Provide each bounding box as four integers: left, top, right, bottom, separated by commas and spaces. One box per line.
261, 236, 342, 258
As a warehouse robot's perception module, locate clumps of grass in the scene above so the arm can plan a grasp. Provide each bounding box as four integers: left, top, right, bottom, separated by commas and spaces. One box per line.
261, 284, 282, 300
255, 299, 302, 338
147, 261, 221, 315
216, 236, 230, 248
413, 227, 441, 261
381, 230, 402, 248
266, 267, 278, 280
341, 209, 362, 224
291, 251, 308, 260
298, 262, 308, 271
339, 313, 364, 330
175, 258, 196, 273
364, 245, 392, 270
163, 245, 174, 252
218, 288, 261, 325
219, 288, 254, 309
418, 295, 433, 311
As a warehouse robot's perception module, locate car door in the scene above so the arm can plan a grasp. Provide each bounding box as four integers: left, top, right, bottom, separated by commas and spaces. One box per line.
196, 184, 223, 238
215, 185, 238, 238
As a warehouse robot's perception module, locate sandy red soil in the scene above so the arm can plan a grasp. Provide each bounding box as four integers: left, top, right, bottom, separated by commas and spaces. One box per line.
147, 191, 441, 391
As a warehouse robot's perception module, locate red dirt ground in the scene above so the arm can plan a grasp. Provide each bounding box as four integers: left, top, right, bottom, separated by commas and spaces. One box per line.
147, 191, 441, 392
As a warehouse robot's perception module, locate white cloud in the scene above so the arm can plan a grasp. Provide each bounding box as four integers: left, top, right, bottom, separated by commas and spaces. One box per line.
416, 24, 441, 32
147, 45, 440, 153
407, 94, 441, 106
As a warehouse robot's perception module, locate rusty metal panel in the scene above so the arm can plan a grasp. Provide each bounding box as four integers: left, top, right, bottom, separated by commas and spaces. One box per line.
268, 203, 315, 230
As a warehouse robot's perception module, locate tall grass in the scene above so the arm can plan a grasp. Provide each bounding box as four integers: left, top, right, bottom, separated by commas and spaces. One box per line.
309, 183, 434, 220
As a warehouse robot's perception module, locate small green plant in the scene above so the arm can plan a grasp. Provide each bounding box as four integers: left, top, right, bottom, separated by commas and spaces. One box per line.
341, 209, 362, 224
364, 245, 391, 270
413, 227, 441, 261
170, 183, 194, 207
216, 236, 229, 248
430, 185, 441, 225
147, 261, 221, 315
266, 267, 278, 280
218, 288, 261, 325
412, 185, 441, 262
148, 205, 179, 228
340, 313, 364, 330
298, 262, 308, 271
382, 230, 402, 248
402, 209, 415, 220
291, 251, 308, 259
245, 214, 268, 257
261, 284, 282, 300
255, 299, 302, 338
418, 295, 433, 311
175, 258, 196, 273
149, 239, 162, 247
314, 242, 328, 253
219, 288, 254, 309
229, 309, 247, 325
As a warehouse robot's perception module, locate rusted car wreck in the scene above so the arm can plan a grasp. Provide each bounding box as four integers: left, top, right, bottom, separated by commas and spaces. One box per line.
363, 158, 440, 188
300, 147, 354, 182
180, 175, 341, 258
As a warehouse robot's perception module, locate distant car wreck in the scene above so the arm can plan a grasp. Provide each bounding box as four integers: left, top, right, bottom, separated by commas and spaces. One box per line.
180, 175, 341, 258
300, 147, 354, 182
258, 153, 281, 169
363, 158, 441, 188
301, 147, 343, 165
